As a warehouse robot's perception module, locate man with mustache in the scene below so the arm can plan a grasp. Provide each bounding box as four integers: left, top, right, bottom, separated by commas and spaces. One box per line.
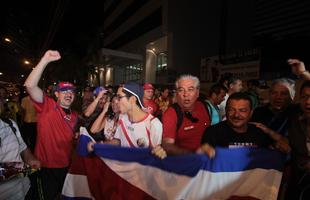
161, 74, 211, 155
199, 92, 290, 158
24, 50, 78, 200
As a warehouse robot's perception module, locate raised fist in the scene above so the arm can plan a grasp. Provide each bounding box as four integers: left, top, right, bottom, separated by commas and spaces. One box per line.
288, 58, 306, 76
42, 50, 61, 63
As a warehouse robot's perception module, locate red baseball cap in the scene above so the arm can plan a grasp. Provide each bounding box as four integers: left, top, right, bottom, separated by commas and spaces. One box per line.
56, 82, 76, 92
143, 83, 154, 90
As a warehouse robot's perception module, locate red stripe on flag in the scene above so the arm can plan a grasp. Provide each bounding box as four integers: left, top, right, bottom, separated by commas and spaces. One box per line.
75, 155, 155, 200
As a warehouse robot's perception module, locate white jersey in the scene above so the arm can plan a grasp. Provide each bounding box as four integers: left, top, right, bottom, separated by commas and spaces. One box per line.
103, 118, 117, 140
114, 114, 162, 148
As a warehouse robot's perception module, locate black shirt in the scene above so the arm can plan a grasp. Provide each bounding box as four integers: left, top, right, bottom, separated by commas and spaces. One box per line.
201, 121, 272, 148
251, 104, 300, 136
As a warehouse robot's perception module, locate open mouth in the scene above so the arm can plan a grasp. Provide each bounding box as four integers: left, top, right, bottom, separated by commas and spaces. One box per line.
64, 97, 72, 101
183, 100, 191, 104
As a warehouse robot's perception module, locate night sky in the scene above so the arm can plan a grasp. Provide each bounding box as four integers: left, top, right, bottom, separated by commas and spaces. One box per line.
0, 0, 105, 83
1, 1, 310, 84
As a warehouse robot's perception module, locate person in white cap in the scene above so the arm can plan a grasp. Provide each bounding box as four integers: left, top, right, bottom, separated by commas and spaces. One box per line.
88, 81, 166, 159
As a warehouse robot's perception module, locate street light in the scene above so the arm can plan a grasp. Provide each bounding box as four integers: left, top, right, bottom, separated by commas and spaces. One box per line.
4, 37, 11, 43
24, 60, 30, 65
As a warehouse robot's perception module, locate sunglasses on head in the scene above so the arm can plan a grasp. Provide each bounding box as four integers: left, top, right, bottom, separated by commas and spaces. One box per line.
184, 111, 199, 123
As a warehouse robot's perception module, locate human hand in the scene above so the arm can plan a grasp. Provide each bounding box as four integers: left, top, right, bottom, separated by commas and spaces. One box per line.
87, 141, 95, 152
27, 159, 41, 169
73, 132, 79, 139
197, 143, 215, 158
96, 90, 106, 100
249, 122, 282, 141
288, 58, 306, 76
103, 101, 110, 113
274, 137, 291, 154
41, 50, 61, 63
151, 145, 167, 159
249, 122, 271, 134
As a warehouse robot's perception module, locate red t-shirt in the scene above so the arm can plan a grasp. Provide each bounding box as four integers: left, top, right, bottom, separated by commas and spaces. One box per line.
162, 101, 210, 151
32, 95, 77, 168
143, 99, 159, 116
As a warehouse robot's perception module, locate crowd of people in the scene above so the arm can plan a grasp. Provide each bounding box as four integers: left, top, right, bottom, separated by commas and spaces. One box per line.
1, 50, 310, 199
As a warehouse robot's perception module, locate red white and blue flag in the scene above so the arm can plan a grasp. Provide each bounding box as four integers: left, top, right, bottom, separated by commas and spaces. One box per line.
61, 128, 284, 200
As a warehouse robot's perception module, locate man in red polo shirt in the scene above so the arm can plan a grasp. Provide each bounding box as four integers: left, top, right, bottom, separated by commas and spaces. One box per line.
162, 74, 211, 155
24, 50, 78, 200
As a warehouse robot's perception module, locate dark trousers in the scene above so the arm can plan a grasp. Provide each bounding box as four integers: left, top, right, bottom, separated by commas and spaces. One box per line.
25, 171, 40, 200
21, 122, 37, 152
38, 167, 68, 200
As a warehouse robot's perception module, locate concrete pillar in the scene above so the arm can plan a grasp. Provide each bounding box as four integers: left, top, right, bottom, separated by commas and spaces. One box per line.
105, 67, 114, 86
145, 49, 157, 83
99, 68, 105, 86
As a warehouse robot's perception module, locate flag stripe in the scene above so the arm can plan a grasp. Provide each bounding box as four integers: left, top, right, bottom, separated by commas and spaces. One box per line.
102, 156, 282, 200
62, 174, 92, 200
93, 143, 283, 174
62, 128, 284, 200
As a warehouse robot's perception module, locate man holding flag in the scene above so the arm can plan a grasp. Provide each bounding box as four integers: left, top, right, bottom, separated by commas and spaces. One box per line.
62, 91, 285, 200
87, 81, 166, 158
199, 92, 290, 157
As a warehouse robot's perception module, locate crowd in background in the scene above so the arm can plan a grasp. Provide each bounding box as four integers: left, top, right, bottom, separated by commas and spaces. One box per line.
1, 51, 310, 200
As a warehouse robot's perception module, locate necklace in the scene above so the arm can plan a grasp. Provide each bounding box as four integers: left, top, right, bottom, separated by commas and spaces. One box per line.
62, 107, 72, 121
64, 114, 71, 121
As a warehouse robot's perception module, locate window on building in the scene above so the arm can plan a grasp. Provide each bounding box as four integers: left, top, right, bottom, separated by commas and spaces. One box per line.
123, 63, 143, 82
156, 53, 167, 74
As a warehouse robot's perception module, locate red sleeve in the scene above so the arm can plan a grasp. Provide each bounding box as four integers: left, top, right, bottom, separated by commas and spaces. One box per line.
30, 94, 54, 113
162, 107, 178, 140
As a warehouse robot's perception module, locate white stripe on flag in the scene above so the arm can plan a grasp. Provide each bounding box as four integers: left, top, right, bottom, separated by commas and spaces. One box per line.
61, 174, 94, 199
102, 157, 282, 200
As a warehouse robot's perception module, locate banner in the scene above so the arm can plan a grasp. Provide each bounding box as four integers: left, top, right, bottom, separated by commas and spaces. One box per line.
62, 128, 284, 200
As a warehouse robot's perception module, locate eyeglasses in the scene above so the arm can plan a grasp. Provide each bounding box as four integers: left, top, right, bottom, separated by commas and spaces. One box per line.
184, 111, 199, 123
116, 94, 127, 100
60, 90, 74, 94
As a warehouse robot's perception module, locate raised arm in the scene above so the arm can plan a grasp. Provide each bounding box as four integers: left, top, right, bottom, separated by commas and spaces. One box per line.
288, 58, 310, 80
24, 50, 61, 103
84, 90, 107, 117
90, 101, 110, 133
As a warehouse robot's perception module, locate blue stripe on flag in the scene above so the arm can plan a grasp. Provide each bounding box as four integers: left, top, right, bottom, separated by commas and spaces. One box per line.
78, 133, 284, 177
